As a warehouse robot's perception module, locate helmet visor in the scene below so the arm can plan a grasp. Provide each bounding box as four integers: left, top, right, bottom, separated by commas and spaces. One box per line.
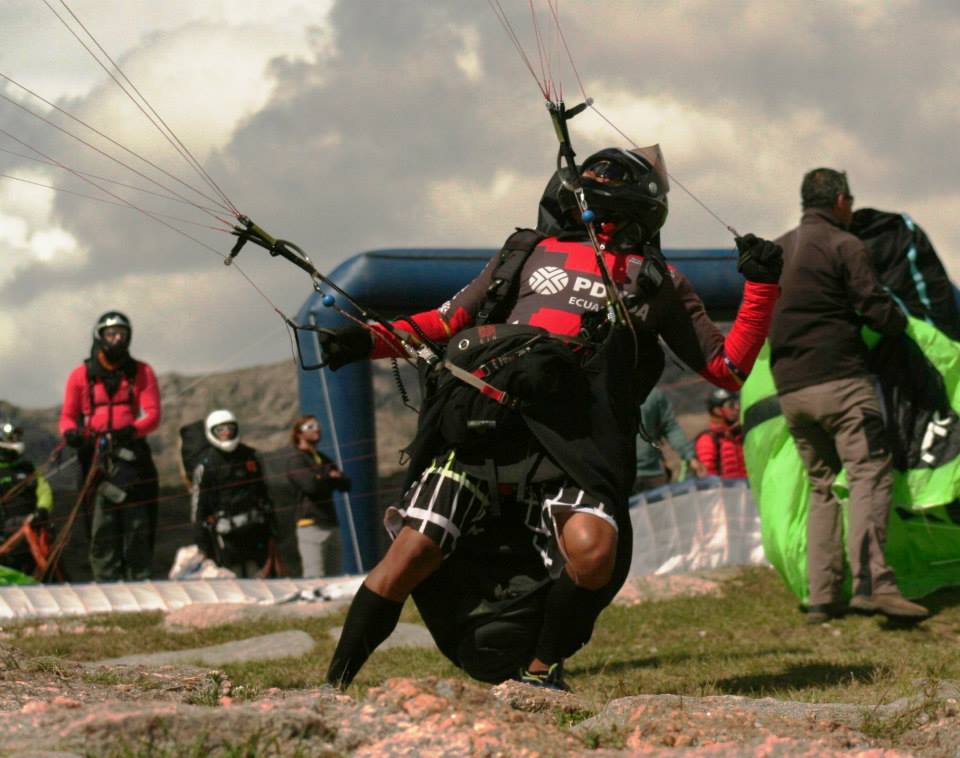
211, 422, 238, 440
582, 159, 632, 186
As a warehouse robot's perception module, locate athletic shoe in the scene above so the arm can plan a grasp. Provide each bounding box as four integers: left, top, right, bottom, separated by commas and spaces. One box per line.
516, 662, 570, 692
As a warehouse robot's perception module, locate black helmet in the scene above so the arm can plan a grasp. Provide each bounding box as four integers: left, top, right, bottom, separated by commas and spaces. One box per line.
707, 388, 739, 411
0, 420, 24, 461
556, 146, 669, 244
92, 311, 132, 362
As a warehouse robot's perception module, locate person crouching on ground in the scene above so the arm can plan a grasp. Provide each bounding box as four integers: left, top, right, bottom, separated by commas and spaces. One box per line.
315, 144, 784, 691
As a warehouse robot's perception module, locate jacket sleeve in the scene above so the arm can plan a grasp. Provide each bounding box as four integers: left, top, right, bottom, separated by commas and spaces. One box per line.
191, 462, 217, 557
286, 451, 331, 499
133, 363, 162, 437
58, 365, 86, 435
694, 432, 719, 476
191, 463, 213, 523
840, 239, 907, 336
660, 398, 696, 461
368, 252, 502, 359
660, 270, 779, 390
254, 453, 272, 507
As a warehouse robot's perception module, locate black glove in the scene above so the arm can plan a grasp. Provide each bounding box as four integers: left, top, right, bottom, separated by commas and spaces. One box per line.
735, 234, 783, 284
111, 425, 137, 446
64, 429, 86, 448
317, 326, 373, 371
29, 509, 49, 528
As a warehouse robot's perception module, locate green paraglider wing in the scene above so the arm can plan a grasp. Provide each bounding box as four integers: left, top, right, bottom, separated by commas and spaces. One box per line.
742, 317, 960, 604
0, 565, 36, 586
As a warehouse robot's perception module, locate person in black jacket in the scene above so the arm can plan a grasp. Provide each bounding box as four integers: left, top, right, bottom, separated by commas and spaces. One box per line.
191, 409, 277, 578
286, 415, 351, 578
770, 168, 928, 623
318, 146, 783, 690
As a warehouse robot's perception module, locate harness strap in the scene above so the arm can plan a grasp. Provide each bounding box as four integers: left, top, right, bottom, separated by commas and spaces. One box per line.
476, 228, 546, 326
443, 360, 520, 408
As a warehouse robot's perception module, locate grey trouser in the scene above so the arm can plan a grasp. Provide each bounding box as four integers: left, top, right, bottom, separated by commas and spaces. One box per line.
297, 523, 341, 578
89, 482, 155, 582
779, 376, 897, 605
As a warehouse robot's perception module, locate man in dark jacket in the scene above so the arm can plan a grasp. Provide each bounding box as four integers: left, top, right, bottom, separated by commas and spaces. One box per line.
770, 168, 929, 623
191, 409, 277, 578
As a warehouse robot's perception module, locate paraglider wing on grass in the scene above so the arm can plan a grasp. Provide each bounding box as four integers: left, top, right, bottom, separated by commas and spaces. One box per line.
742, 318, 960, 603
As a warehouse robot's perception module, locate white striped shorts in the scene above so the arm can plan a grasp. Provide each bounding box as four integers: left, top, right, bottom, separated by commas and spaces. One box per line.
383, 453, 617, 576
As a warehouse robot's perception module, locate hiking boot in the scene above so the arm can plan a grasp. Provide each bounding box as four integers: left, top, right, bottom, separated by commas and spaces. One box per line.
870, 592, 929, 620
848, 594, 877, 615
516, 662, 570, 692
805, 602, 845, 624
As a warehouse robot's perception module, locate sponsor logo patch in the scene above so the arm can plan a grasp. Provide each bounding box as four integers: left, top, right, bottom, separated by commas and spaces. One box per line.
528, 266, 569, 295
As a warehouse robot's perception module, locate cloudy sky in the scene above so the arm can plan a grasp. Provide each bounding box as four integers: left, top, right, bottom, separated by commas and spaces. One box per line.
1, 0, 958, 407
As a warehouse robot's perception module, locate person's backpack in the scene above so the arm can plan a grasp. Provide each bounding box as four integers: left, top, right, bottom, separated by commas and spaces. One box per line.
177, 419, 209, 487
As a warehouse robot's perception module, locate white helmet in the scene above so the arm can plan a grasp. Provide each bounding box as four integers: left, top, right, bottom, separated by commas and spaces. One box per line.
205, 409, 239, 453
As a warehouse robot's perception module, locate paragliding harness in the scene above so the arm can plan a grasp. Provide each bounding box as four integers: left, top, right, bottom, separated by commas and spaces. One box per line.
402, 228, 604, 499
78, 359, 153, 514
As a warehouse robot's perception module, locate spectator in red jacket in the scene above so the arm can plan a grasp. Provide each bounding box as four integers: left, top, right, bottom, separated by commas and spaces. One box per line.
694, 389, 747, 479
59, 311, 161, 581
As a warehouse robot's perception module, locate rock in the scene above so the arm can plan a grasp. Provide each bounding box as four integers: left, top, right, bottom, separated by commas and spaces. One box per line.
163, 600, 347, 631
95, 630, 315, 667
612, 568, 746, 606
328, 622, 433, 650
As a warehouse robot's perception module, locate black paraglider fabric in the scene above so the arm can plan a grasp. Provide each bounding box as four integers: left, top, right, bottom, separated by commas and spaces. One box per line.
178, 419, 209, 478
868, 333, 960, 471
852, 208, 960, 340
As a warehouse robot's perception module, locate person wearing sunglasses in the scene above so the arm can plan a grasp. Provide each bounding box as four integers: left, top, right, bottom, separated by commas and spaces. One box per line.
287, 415, 351, 578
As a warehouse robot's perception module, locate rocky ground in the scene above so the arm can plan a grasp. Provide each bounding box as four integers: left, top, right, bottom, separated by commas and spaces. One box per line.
1, 637, 958, 758
1, 572, 959, 758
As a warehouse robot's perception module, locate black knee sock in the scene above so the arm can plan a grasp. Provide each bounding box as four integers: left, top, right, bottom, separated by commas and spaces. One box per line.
326, 583, 404, 687
533, 571, 604, 666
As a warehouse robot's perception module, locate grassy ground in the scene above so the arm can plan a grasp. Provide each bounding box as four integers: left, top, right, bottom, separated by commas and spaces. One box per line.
5, 566, 960, 710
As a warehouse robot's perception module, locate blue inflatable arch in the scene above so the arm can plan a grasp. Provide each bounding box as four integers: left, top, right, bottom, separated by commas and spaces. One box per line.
295, 246, 750, 573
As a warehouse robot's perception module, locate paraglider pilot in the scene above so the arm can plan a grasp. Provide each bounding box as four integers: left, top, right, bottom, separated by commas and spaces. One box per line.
320, 146, 783, 690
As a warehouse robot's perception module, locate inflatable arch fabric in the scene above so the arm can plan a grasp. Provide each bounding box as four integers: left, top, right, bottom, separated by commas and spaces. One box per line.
295, 246, 745, 573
